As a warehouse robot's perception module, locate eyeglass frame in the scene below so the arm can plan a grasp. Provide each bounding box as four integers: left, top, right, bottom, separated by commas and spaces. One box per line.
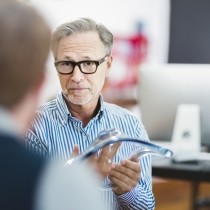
54, 55, 108, 75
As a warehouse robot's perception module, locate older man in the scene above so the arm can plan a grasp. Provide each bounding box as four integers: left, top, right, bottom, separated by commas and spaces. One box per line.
26, 17, 155, 210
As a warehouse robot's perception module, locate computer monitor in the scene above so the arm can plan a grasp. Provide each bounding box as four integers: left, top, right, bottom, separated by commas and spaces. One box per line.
138, 64, 210, 149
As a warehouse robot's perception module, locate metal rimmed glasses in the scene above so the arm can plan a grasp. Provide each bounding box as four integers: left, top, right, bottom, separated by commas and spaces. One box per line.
54, 55, 108, 75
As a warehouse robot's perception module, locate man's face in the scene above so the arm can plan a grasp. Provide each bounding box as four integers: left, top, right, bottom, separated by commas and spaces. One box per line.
55, 32, 112, 107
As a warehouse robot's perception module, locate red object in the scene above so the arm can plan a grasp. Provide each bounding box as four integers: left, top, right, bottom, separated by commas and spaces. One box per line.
108, 32, 148, 89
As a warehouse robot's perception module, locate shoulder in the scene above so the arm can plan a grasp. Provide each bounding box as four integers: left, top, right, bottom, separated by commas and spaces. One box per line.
0, 133, 44, 164
13, 135, 45, 169
0, 134, 46, 210
102, 102, 149, 140
0, 134, 45, 184
103, 102, 139, 121
33, 99, 59, 123
37, 99, 57, 115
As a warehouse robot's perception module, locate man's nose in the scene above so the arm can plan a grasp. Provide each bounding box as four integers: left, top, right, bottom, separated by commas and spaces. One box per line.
70, 65, 84, 82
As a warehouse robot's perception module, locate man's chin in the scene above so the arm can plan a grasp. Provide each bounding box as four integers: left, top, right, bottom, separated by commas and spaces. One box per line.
64, 95, 90, 106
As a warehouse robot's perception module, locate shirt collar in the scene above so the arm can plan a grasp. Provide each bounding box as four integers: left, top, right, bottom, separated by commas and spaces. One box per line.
97, 95, 104, 120
56, 91, 70, 123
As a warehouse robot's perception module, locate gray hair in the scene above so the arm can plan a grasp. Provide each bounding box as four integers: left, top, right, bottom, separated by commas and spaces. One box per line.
51, 17, 113, 59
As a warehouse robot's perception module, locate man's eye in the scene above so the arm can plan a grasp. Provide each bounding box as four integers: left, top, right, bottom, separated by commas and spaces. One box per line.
61, 61, 72, 67
84, 61, 95, 66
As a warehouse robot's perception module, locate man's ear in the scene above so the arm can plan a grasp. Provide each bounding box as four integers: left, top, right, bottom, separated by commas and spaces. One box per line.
106, 55, 113, 77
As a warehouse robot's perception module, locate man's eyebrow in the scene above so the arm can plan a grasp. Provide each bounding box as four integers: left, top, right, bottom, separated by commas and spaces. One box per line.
63, 56, 73, 60
58, 56, 94, 61
81, 56, 92, 60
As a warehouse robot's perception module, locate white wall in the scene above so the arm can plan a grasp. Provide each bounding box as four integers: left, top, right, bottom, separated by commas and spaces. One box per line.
31, 0, 170, 103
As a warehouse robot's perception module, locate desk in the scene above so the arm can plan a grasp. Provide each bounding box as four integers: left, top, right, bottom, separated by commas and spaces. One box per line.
152, 158, 210, 210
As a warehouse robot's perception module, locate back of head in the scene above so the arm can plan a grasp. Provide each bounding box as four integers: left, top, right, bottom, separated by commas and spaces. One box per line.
51, 17, 113, 60
0, 0, 51, 109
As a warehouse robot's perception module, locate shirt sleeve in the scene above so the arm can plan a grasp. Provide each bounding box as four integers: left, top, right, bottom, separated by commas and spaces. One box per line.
114, 119, 155, 210
25, 111, 49, 157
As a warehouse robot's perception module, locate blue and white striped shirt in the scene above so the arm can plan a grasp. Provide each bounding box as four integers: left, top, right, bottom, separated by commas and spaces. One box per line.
25, 91, 155, 210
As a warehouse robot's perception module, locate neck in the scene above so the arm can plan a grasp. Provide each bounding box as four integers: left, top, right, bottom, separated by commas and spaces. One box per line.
71, 108, 96, 127
64, 96, 100, 127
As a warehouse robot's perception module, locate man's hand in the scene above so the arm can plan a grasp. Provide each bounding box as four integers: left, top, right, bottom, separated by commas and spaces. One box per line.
88, 143, 121, 179
108, 160, 141, 195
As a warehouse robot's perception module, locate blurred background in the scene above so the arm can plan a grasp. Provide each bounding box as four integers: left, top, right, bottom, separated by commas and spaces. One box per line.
21, 0, 210, 209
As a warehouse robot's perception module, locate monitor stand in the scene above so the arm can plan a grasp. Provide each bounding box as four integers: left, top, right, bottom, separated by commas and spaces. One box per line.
171, 104, 201, 162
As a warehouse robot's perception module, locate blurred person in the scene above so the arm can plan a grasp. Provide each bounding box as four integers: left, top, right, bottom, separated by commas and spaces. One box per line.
0, 2, 106, 210
25, 17, 155, 210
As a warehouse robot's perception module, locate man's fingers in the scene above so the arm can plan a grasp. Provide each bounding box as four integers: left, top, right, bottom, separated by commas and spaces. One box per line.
109, 142, 121, 157
99, 142, 121, 162
71, 145, 80, 157
121, 160, 141, 173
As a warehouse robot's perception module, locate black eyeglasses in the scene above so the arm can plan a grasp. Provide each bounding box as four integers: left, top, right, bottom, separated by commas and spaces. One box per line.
54, 55, 108, 75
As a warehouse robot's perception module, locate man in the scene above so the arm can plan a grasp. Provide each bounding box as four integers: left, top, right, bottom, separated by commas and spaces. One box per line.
26, 17, 155, 210
0, 2, 106, 210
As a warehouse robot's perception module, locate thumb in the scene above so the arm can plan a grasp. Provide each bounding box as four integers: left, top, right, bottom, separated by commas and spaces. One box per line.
65, 145, 80, 166
71, 145, 80, 157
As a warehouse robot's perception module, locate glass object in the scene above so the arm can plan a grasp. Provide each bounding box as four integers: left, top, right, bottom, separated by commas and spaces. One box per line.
66, 128, 173, 165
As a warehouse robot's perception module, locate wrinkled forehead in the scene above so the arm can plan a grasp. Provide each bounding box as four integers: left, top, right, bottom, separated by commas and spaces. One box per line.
56, 32, 106, 59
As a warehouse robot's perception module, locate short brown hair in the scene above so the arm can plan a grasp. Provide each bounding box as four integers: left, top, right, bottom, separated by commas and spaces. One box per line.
0, 1, 51, 108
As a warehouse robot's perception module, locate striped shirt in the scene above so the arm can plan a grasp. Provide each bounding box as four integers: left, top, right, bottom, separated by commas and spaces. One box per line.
25, 91, 155, 210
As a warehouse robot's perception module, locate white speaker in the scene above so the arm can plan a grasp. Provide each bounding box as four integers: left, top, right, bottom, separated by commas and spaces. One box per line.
171, 104, 201, 162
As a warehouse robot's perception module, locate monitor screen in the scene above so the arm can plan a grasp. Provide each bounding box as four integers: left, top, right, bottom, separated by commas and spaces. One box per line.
138, 64, 210, 147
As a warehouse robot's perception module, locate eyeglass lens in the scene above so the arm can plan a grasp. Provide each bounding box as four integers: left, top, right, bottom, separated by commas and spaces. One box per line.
57, 61, 97, 74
